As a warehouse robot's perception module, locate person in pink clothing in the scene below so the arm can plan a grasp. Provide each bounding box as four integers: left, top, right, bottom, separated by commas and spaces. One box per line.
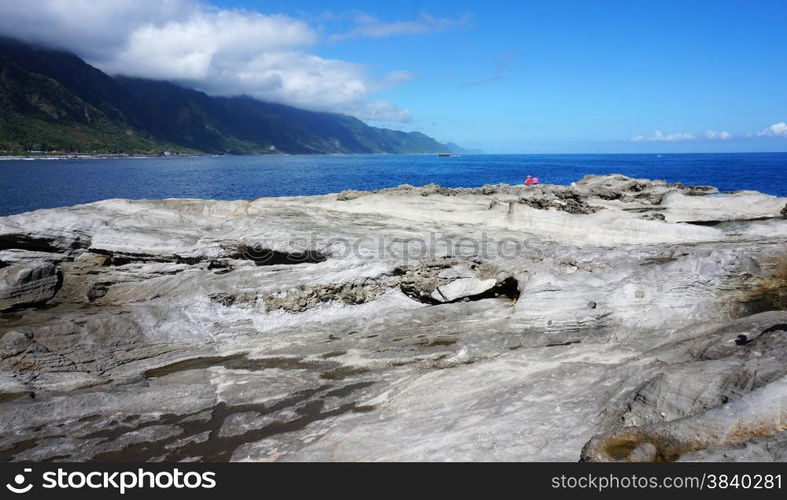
532, 176, 540, 185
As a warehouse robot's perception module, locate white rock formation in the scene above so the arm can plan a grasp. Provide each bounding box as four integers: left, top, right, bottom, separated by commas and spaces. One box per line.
0, 175, 785, 462
431, 277, 497, 302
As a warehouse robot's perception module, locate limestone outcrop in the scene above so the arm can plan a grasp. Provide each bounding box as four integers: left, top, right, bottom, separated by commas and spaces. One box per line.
0, 175, 785, 462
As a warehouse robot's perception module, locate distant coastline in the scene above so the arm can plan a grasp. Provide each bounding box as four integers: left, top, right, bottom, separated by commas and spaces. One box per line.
0, 152, 210, 161
0, 151, 467, 161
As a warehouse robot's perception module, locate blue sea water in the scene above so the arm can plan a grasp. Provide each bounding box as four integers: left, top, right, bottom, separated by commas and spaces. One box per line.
0, 152, 785, 217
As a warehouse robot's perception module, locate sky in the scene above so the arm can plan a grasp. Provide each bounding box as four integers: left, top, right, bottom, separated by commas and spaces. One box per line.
0, 0, 786, 153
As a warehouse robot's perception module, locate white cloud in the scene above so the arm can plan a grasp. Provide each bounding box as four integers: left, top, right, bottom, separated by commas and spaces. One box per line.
0, 0, 200, 61
343, 101, 412, 123
0, 0, 415, 122
631, 129, 732, 142
704, 129, 731, 140
102, 10, 316, 81
758, 122, 787, 137
329, 12, 471, 42
630, 130, 696, 142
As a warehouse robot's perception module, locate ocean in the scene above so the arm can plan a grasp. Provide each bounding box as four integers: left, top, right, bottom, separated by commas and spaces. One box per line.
0, 152, 785, 217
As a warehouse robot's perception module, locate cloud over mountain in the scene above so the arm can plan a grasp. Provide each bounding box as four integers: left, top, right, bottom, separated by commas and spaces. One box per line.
0, 0, 418, 121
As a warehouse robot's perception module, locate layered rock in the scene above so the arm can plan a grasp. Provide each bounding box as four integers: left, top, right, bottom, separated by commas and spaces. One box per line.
0, 262, 61, 311
0, 174, 785, 462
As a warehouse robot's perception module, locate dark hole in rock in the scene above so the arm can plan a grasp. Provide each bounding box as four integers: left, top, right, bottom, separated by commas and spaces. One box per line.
234, 244, 328, 266
486, 276, 520, 302
176, 256, 205, 265
253, 250, 327, 266
0, 234, 73, 253
207, 260, 233, 274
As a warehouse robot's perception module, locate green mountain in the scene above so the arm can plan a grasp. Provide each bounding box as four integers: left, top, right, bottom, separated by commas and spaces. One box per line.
0, 37, 452, 155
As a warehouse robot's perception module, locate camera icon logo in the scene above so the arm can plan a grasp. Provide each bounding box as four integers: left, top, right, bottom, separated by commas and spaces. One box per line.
6, 468, 33, 494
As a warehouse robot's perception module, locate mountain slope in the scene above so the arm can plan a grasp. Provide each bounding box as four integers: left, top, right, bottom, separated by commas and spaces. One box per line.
0, 50, 165, 153
0, 37, 451, 155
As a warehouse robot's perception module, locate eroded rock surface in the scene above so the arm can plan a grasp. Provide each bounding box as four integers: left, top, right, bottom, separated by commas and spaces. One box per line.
0, 174, 785, 462
0, 262, 61, 311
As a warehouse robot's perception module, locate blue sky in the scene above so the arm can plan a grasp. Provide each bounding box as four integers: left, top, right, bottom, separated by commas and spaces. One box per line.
2, 0, 786, 152
226, 0, 787, 153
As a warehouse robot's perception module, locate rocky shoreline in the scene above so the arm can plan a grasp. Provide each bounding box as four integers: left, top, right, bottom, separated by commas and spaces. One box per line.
1, 174, 786, 462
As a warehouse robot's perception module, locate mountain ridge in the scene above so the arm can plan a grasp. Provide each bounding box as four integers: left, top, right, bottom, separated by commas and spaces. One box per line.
0, 37, 453, 155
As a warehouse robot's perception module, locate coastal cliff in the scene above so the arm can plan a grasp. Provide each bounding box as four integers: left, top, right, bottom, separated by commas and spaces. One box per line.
0, 174, 786, 461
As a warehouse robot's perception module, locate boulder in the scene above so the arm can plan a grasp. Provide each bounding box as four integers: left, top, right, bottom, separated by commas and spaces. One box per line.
0, 262, 61, 311
431, 277, 497, 302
